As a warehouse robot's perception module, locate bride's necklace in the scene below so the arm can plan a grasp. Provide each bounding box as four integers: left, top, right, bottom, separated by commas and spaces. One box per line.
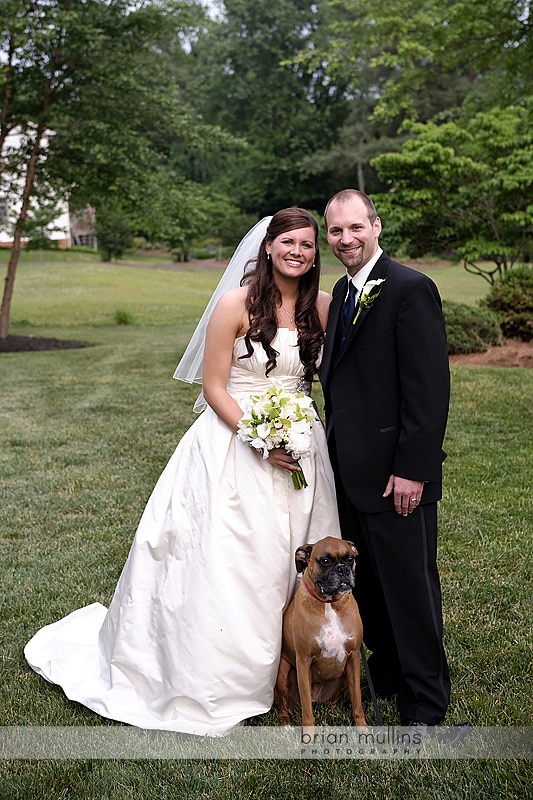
280, 305, 295, 324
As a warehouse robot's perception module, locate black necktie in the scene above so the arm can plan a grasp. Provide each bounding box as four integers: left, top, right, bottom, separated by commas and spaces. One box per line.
340, 280, 357, 345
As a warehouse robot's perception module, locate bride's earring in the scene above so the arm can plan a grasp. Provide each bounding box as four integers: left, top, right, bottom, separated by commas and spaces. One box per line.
267, 252, 272, 264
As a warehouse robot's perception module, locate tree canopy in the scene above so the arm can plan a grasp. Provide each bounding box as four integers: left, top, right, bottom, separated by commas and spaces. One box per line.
311, 0, 531, 121
1, 0, 532, 338
373, 104, 533, 281
187, 0, 350, 214
0, 0, 231, 336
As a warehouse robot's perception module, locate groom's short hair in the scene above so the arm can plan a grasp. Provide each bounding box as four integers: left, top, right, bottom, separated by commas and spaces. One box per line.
324, 189, 378, 227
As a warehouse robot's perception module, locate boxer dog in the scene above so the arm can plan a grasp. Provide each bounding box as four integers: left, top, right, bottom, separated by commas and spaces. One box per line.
275, 536, 366, 730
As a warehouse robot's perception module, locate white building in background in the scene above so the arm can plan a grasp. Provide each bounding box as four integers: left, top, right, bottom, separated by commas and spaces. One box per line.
0, 128, 71, 248
70, 206, 97, 249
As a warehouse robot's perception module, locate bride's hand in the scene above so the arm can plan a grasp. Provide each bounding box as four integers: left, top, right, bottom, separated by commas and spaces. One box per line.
266, 447, 300, 474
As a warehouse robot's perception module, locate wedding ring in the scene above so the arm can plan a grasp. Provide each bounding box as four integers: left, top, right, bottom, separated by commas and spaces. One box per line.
410, 498, 417, 503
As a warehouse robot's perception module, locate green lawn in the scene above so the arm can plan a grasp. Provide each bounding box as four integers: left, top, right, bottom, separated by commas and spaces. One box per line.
1, 253, 531, 798
1, 246, 491, 322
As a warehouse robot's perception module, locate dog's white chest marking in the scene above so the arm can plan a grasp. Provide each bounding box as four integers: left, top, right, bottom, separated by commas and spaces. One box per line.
315, 604, 350, 662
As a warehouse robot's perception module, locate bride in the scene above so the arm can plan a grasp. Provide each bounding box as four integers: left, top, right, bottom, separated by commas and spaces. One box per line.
25, 207, 342, 736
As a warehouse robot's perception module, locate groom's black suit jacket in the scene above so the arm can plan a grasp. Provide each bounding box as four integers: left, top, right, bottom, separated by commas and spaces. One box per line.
320, 252, 450, 514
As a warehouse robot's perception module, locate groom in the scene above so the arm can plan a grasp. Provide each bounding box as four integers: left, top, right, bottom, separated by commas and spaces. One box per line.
320, 189, 451, 727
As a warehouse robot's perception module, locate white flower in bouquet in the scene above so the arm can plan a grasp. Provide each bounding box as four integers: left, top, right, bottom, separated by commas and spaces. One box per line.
237, 382, 315, 489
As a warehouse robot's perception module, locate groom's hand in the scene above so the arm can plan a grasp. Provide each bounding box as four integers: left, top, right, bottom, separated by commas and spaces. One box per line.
383, 475, 424, 516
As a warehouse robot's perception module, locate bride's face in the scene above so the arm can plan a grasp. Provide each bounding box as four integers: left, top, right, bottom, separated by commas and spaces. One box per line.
266, 226, 316, 281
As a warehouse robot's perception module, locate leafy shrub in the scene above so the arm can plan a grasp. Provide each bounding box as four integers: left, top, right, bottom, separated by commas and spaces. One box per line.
190, 248, 218, 260
25, 235, 58, 251
67, 245, 98, 255
95, 210, 133, 262
221, 245, 238, 260
217, 212, 259, 246
443, 300, 501, 354
114, 309, 134, 325
483, 266, 533, 342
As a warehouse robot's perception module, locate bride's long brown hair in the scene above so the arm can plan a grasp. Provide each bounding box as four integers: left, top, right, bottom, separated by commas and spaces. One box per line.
239, 208, 323, 383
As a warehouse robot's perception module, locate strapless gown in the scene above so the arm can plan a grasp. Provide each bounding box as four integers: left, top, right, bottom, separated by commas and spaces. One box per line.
25, 329, 341, 735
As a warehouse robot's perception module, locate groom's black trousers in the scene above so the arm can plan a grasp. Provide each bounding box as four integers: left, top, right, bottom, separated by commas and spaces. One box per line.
334, 481, 451, 725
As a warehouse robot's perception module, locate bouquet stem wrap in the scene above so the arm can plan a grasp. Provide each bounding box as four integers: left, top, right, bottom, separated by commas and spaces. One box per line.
290, 462, 308, 490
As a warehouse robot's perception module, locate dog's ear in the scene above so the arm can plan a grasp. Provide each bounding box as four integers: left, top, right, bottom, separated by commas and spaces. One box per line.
295, 544, 313, 573
346, 541, 358, 558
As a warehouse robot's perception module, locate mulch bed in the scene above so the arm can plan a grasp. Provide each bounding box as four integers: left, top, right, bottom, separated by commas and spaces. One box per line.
449, 339, 533, 369
0, 335, 87, 353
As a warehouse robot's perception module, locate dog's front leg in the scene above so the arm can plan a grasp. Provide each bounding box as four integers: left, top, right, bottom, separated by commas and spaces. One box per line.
345, 650, 367, 727
295, 653, 315, 733
275, 656, 292, 726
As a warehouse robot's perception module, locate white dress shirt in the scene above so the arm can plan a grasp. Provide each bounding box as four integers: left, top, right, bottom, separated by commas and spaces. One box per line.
345, 246, 383, 300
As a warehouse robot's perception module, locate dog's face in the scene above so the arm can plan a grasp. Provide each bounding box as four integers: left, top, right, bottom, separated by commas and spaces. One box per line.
295, 537, 358, 598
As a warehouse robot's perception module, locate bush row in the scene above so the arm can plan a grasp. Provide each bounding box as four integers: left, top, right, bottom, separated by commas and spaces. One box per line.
443, 301, 501, 354
444, 266, 532, 353
483, 265, 533, 342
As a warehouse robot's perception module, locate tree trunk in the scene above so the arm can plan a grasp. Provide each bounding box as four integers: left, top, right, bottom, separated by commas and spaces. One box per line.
0, 126, 43, 339
356, 161, 365, 194
0, 35, 15, 174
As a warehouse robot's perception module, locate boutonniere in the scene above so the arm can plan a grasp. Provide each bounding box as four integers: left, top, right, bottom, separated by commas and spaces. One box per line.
353, 278, 386, 325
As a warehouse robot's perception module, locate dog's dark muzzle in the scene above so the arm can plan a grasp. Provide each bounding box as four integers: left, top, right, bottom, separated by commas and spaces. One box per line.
316, 562, 355, 596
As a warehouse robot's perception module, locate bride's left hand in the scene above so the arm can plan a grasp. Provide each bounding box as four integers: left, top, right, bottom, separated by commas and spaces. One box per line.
266, 447, 301, 474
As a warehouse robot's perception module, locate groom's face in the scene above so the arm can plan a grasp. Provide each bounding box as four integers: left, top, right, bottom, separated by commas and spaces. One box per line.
326, 197, 381, 276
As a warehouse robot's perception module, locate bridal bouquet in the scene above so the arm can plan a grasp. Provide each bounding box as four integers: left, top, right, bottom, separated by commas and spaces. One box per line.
237, 382, 315, 489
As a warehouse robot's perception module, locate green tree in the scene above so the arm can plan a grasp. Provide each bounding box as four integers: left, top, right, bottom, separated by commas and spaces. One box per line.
127, 163, 244, 258
0, 0, 225, 339
95, 208, 133, 262
319, 0, 531, 121
372, 105, 533, 282
188, 0, 349, 215
288, 0, 487, 199
299, 92, 403, 196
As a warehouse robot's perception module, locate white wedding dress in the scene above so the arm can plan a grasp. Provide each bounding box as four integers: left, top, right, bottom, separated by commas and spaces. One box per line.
25, 329, 341, 736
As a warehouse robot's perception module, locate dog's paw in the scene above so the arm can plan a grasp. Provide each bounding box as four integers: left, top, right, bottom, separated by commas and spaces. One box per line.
281, 724, 295, 733
356, 724, 371, 735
